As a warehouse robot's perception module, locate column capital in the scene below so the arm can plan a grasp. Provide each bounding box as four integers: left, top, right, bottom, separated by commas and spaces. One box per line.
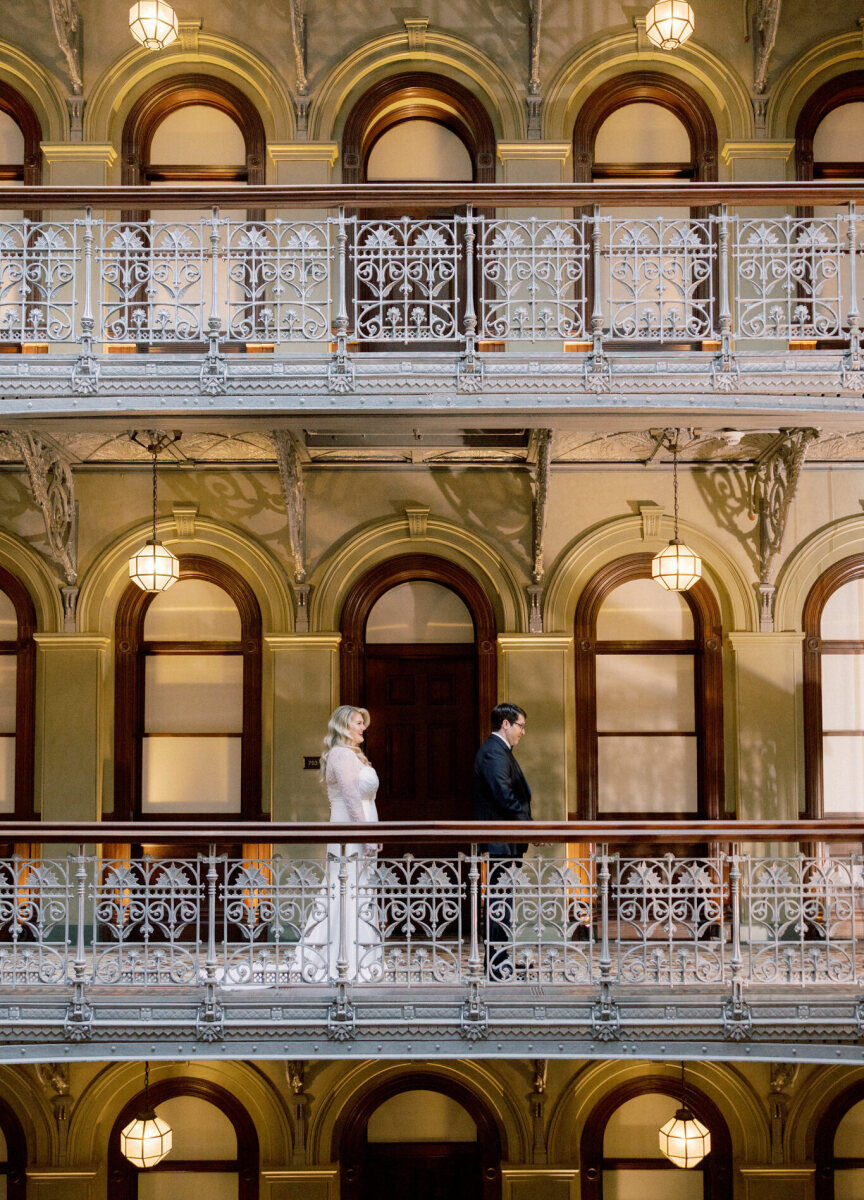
268, 142, 339, 167
720, 140, 795, 166
33, 633, 111, 650
497, 141, 571, 163
39, 142, 117, 167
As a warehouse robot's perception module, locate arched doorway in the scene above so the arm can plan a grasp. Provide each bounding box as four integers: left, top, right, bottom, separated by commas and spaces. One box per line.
339, 1073, 502, 1200
340, 554, 496, 824
814, 1078, 864, 1199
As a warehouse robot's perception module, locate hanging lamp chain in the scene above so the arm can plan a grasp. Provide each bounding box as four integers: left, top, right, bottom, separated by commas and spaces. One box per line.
672, 432, 680, 542
127, 429, 182, 547
151, 444, 157, 546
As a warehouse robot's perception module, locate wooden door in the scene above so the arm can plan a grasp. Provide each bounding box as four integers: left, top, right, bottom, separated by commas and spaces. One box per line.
364, 645, 477, 825
361, 1144, 481, 1200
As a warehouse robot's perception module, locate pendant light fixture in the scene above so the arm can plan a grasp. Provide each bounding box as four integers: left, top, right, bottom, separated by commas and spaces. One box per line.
644, 0, 695, 49
651, 429, 702, 592
658, 1062, 711, 1168
128, 431, 181, 593
120, 1062, 173, 1168
129, 0, 179, 49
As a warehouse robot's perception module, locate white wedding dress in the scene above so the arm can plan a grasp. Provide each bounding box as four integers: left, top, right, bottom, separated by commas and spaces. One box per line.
290, 746, 383, 983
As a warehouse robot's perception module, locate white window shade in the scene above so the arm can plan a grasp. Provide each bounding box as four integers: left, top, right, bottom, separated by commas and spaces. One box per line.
151, 1096, 237, 1158
813, 103, 864, 163
821, 579, 864, 639
0, 739, 13, 813
139, 1175, 238, 1200
823, 736, 864, 814
597, 578, 693, 640
821, 656, 864, 730
0, 590, 16, 639
604, 1094, 680, 1157
366, 121, 473, 182
145, 656, 243, 732
144, 579, 241, 641
142, 737, 241, 812
366, 581, 474, 643
596, 655, 695, 732
0, 659, 16, 733
149, 105, 246, 167
602, 1169, 701, 1200
0, 113, 24, 162
594, 104, 691, 164
598, 735, 697, 813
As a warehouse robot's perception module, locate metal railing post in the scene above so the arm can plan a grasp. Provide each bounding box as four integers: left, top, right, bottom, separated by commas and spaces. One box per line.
463, 205, 477, 354
847, 201, 861, 367
467, 843, 482, 981
729, 845, 743, 989
207, 206, 221, 354
73, 843, 87, 985
598, 846, 611, 986
205, 843, 218, 982
334, 207, 349, 358
336, 847, 350, 983
80, 209, 94, 354
717, 203, 734, 361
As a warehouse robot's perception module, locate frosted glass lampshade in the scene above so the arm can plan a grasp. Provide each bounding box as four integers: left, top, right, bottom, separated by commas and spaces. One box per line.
645, 0, 695, 49
652, 539, 702, 591
659, 1107, 711, 1167
120, 1110, 172, 1167
129, 0, 179, 49
129, 541, 180, 593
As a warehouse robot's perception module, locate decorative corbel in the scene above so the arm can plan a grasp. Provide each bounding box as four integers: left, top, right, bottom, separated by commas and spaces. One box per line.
753, 0, 781, 97
272, 430, 309, 627
287, 0, 309, 137
529, 1059, 548, 1164
35, 1063, 72, 1164
48, 0, 83, 97
526, 0, 543, 139
404, 16, 429, 54
527, 429, 552, 633
768, 1062, 798, 1165
6, 431, 79, 626
751, 428, 819, 631
286, 1060, 310, 1166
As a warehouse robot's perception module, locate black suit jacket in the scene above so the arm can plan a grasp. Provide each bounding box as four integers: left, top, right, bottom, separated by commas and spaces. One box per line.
472, 734, 532, 858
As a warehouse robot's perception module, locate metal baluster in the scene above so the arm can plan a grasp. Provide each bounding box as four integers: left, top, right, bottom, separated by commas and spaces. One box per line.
463, 205, 477, 353
205, 844, 218, 984
717, 203, 733, 361
598, 846, 611, 984
80, 209, 94, 354
847, 201, 861, 366
467, 844, 482, 981
334, 207, 349, 358
336, 847, 350, 983
207, 207, 221, 355
73, 844, 87, 985
729, 846, 742, 990
590, 206, 604, 357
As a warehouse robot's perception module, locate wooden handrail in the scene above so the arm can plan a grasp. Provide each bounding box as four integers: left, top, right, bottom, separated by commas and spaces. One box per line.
6, 181, 864, 209
2, 819, 863, 845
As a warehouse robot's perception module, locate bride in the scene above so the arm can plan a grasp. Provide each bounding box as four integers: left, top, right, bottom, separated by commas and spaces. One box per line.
289, 705, 383, 982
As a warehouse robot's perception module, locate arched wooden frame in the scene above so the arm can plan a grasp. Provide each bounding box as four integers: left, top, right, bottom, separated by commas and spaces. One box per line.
338, 1070, 503, 1200
0, 81, 42, 184
573, 71, 718, 182
0, 1093, 27, 1199
813, 1077, 864, 1200
340, 553, 497, 744
574, 554, 725, 822
112, 555, 263, 821
122, 74, 266, 185
796, 71, 864, 181
579, 1075, 732, 1200
0, 564, 36, 820
341, 72, 496, 182
107, 1076, 259, 1200
802, 554, 864, 818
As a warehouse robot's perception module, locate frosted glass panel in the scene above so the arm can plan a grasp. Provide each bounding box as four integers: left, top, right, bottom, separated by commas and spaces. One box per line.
822, 579, 864, 639
604, 1094, 680, 1156
814, 103, 864, 162
597, 579, 693, 640
0, 1127, 6, 1157
154, 1097, 237, 1158
596, 655, 694, 731
603, 1169, 701, 1200
139, 1175, 238, 1200
150, 105, 246, 165
598, 735, 697, 812
0, 591, 16, 638
145, 656, 243, 732
144, 579, 241, 641
0, 112, 23, 161
836, 1170, 864, 1200
369, 1091, 477, 1142
823, 736, 864, 814
367, 121, 473, 181
366, 582, 474, 643
835, 1098, 864, 1154
142, 737, 241, 812
0, 739, 14, 814
0, 659, 15, 732
822, 656, 864, 730
594, 104, 691, 163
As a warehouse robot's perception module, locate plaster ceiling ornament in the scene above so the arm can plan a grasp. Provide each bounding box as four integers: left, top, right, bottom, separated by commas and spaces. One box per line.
644, 0, 695, 49
128, 0, 179, 49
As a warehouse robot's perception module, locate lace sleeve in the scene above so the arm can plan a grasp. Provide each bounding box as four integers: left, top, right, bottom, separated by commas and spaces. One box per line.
327, 748, 369, 824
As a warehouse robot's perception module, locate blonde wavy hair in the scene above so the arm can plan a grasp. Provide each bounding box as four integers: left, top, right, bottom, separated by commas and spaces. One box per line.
320, 705, 370, 779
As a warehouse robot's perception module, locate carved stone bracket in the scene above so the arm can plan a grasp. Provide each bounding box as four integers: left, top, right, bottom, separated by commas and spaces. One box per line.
6, 430, 79, 593
272, 429, 307, 587
287, 0, 308, 99
529, 1058, 548, 1164
405, 16, 429, 54
527, 0, 543, 138
751, 428, 819, 630
768, 1061, 799, 1165
49, 0, 83, 96
753, 0, 781, 98
529, 429, 552, 586
286, 1061, 310, 1165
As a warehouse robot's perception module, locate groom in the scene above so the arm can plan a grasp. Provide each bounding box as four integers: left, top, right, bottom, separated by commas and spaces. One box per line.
473, 702, 532, 979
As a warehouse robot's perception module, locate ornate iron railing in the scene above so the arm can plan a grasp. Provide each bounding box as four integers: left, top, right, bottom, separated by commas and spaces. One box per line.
0, 185, 861, 361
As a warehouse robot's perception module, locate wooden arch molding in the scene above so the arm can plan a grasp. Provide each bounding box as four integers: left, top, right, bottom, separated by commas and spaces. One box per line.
0, 563, 36, 820
341, 71, 496, 182
572, 70, 718, 181
337, 1070, 503, 1200
795, 70, 864, 180
340, 553, 497, 742
574, 553, 724, 822
121, 73, 267, 184
579, 1074, 732, 1200
0, 81, 42, 182
112, 554, 263, 820
107, 1076, 259, 1200
813, 1076, 864, 1200
802, 553, 864, 817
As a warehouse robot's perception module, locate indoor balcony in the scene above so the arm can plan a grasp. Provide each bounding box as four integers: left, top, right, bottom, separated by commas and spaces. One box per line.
0, 181, 861, 416
0, 819, 863, 1064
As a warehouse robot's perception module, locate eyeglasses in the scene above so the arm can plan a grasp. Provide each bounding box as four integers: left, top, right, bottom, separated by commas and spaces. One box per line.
512, 720, 526, 730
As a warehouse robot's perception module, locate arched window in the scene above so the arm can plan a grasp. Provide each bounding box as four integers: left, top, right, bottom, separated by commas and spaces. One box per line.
796, 71, 864, 182
0, 82, 42, 187
108, 1078, 259, 1200
803, 556, 864, 818
0, 565, 35, 820
580, 1076, 732, 1200
574, 556, 724, 824
814, 1080, 864, 1199
340, 555, 496, 824
113, 557, 262, 822
339, 1073, 502, 1200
